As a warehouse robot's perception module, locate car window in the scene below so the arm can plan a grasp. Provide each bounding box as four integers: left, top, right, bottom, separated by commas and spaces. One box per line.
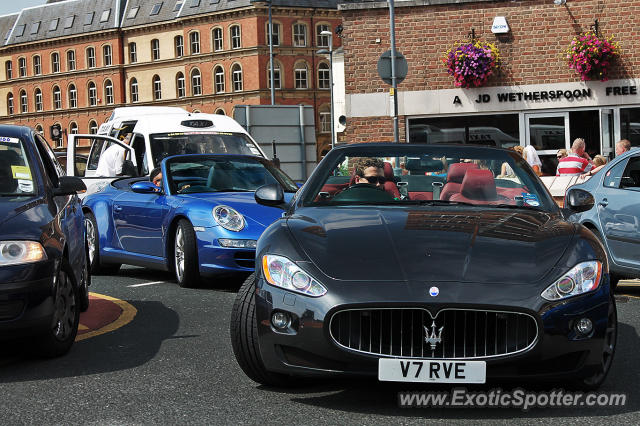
0, 136, 36, 195
33, 134, 61, 186
603, 158, 629, 189
87, 139, 106, 171
620, 156, 640, 191
130, 134, 147, 175
35, 133, 65, 177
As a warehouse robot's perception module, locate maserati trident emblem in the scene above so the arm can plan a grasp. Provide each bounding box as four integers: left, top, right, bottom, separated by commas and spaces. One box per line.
424, 321, 444, 350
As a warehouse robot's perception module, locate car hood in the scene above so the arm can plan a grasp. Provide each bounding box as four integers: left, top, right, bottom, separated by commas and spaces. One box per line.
179, 191, 294, 227
0, 196, 50, 238
287, 207, 575, 283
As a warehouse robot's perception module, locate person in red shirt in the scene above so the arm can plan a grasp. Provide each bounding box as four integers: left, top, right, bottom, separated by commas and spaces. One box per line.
557, 138, 593, 176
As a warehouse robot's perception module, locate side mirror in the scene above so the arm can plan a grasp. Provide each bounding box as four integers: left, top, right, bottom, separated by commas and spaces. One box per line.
53, 176, 86, 196
565, 188, 595, 213
131, 181, 161, 194
255, 184, 285, 207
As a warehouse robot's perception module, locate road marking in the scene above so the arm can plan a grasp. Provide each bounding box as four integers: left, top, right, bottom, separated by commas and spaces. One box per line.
76, 293, 137, 342
128, 280, 166, 288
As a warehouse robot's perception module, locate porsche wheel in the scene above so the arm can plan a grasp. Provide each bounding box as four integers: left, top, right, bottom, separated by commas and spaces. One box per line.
85, 212, 120, 275
230, 273, 293, 387
580, 295, 617, 390
37, 260, 80, 358
174, 219, 199, 288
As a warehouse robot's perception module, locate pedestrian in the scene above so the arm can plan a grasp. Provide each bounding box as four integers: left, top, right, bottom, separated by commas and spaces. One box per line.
557, 138, 593, 176
523, 145, 542, 176
556, 149, 568, 160
582, 139, 631, 177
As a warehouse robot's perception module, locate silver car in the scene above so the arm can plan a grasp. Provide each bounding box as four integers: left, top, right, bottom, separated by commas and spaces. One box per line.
566, 148, 640, 288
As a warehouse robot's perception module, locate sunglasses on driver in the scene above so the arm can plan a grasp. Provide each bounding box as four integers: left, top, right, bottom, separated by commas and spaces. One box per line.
361, 175, 386, 185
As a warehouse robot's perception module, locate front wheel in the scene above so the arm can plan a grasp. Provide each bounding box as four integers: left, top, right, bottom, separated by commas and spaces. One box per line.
174, 219, 199, 288
579, 295, 617, 390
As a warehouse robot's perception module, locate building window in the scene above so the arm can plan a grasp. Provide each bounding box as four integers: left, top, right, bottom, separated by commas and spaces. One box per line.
5, 61, 11, 79
190, 31, 200, 54
268, 22, 280, 46
176, 72, 185, 98
88, 82, 97, 106
150, 2, 163, 15
267, 61, 281, 90
100, 9, 110, 23
215, 108, 225, 115
104, 79, 114, 104
293, 23, 307, 47
103, 45, 112, 66
53, 86, 61, 109
84, 11, 94, 25
175, 35, 183, 57
151, 39, 160, 61
129, 42, 137, 63
67, 50, 76, 71
87, 47, 96, 68
68, 84, 77, 108
34, 88, 43, 111
191, 69, 201, 96
89, 120, 98, 134
64, 15, 74, 29
7, 93, 13, 115
128, 7, 139, 19
320, 110, 331, 133
49, 18, 59, 31
20, 90, 27, 113
295, 62, 308, 89
230, 25, 241, 49
18, 58, 26, 77
153, 75, 162, 100
232, 64, 243, 92
317, 24, 330, 47
33, 55, 41, 75
51, 52, 60, 73
213, 27, 223, 51
318, 62, 330, 89
174, 1, 183, 12
70, 122, 78, 135
35, 124, 44, 135
214, 65, 225, 93
30, 21, 40, 35
130, 78, 138, 102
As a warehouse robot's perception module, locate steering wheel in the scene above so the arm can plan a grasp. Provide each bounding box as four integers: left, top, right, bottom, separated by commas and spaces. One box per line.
332, 183, 395, 202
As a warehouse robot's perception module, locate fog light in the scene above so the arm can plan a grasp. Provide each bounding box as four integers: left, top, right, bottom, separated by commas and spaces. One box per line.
575, 317, 593, 335
218, 239, 257, 248
271, 312, 290, 330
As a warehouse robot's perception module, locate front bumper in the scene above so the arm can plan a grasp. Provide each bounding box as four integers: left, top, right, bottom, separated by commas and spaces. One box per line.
253, 275, 612, 382
0, 259, 57, 339
195, 227, 256, 277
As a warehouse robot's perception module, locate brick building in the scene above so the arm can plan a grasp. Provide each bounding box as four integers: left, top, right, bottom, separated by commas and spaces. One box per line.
338, 0, 640, 175
0, 0, 341, 156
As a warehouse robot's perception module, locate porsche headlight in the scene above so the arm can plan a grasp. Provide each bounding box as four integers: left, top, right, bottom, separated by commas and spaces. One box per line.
213, 205, 245, 232
262, 254, 327, 297
541, 261, 603, 301
0, 241, 47, 266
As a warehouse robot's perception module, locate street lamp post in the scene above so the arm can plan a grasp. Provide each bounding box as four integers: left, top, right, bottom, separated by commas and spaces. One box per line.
318, 30, 335, 150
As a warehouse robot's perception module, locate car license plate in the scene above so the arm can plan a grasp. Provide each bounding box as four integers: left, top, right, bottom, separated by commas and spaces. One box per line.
378, 359, 486, 383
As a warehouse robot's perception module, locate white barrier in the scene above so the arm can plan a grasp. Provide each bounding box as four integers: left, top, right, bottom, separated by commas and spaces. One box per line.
540, 174, 591, 198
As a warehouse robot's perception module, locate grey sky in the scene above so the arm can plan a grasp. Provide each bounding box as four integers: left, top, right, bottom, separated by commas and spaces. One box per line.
0, 0, 47, 16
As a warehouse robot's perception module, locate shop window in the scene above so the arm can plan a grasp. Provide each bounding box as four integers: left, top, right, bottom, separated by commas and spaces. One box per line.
620, 107, 640, 148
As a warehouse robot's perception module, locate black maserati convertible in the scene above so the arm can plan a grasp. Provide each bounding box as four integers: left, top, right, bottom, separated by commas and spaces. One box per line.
231, 143, 616, 389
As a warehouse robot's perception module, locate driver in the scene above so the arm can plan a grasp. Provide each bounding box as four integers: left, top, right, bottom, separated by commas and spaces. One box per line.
352, 157, 385, 187
149, 167, 163, 191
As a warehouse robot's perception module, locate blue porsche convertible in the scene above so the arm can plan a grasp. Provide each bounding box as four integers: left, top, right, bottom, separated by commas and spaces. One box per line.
82, 154, 298, 287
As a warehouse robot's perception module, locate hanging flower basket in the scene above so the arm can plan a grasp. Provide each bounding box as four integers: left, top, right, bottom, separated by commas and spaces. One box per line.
444, 40, 500, 88
566, 31, 620, 81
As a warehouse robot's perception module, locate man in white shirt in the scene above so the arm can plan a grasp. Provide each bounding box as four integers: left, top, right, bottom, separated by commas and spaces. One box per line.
95, 134, 130, 177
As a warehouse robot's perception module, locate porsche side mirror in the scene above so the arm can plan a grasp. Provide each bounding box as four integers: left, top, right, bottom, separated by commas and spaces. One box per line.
565, 188, 595, 213
131, 181, 161, 194
255, 184, 285, 207
53, 176, 87, 196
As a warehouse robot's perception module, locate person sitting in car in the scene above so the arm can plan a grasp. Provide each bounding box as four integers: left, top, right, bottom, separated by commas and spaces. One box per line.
352, 157, 386, 187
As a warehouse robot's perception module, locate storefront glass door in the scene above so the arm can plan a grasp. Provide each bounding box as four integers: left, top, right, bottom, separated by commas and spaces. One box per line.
601, 109, 615, 160
525, 113, 569, 176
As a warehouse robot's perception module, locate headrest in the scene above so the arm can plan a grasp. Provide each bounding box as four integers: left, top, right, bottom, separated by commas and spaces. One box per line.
447, 162, 478, 183
460, 169, 497, 200
383, 162, 394, 180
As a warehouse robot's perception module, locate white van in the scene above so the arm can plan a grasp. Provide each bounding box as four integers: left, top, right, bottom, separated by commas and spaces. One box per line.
66, 107, 268, 195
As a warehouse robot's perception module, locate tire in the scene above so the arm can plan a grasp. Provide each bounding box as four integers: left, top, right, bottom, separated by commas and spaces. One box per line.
589, 227, 621, 290
84, 212, 121, 275
79, 242, 91, 312
174, 219, 199, 288
579, 295, 617, 390
230, 273, 293, 387
37, 260, 80, 358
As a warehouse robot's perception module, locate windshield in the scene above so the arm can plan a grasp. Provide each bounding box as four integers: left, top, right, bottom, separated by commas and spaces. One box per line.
166, 156, 298, 195
303, 146, 555, 211
150, 132, 263, 167
0, 137, 35, 196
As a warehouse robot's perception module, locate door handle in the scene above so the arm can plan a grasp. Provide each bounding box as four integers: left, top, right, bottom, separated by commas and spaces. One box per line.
598, 199, 608, 207
114, 205, 123, 212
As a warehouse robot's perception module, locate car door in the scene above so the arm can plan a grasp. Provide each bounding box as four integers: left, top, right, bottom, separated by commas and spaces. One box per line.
597, 153, 640, 269
112, 186, 168, 258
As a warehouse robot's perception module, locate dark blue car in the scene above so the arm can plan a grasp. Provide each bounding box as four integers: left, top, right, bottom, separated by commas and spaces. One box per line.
0, 125, 88, 357
82, 154, 298, 287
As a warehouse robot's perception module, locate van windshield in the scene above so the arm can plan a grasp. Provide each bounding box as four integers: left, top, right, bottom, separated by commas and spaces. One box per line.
149, 132, 263, 167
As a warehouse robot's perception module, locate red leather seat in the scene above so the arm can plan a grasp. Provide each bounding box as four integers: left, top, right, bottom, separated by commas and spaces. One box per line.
382, 162, 400, 198
440, 163, 478, 201
450, 169, 502, 205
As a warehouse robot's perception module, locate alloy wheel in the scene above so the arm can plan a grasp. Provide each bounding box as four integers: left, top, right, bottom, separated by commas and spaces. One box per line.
175, 227, 185, 282
85, 218, 96, 265
52, 269, 77, 341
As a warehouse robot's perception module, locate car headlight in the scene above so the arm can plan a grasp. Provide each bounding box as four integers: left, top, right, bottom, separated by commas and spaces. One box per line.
541, 260, 603, 301
262, 254, 327, 297
213, 205, 245, 231
0, 241, 47, 266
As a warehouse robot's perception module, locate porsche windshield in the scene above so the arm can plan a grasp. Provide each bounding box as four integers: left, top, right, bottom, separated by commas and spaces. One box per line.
0, 137, 35, 196
150, 132, 263, 167
304, 146, 554, 211
166, 156, 298, 194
